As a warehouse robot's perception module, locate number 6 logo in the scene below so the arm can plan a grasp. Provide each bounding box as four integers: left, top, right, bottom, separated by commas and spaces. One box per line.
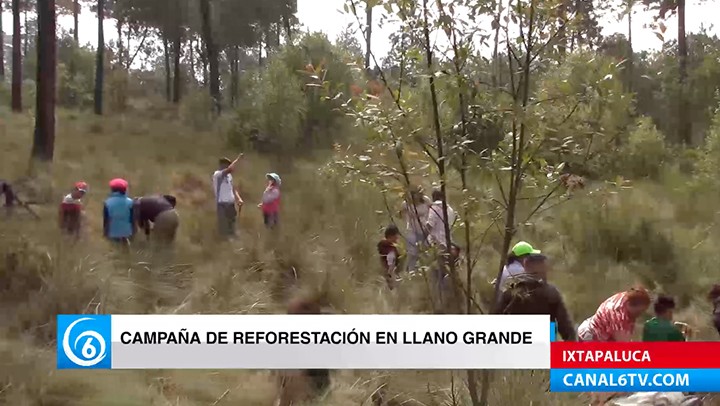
62, 317, 107, 367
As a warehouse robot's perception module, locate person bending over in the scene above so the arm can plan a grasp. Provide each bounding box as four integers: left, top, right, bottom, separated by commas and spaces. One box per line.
134, 194, 179, 244
577, 287, 651, 342
495, 253, 576, 342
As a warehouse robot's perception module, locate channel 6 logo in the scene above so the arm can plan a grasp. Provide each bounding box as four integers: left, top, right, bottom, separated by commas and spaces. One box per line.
57, 315, 112, 369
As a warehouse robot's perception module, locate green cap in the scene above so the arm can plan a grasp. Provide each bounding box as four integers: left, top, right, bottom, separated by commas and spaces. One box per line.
511, 241, 542, 257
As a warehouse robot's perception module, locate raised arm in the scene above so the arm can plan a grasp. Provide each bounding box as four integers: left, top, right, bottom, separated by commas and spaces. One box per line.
221, 153, 243, 177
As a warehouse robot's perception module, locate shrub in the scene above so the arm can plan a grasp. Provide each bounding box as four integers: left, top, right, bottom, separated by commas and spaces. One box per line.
619, 116, 668, 179
697, 108, 720, 183
179, 90, 215, 130
556, 187, 680, 291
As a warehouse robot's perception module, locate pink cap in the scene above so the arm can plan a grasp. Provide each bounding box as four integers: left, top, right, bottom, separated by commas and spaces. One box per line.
108, 178, 128, 191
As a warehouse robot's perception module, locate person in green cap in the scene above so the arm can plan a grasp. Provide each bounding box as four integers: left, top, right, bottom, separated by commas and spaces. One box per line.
642, 295, 687, 342
496, 241, 544, 290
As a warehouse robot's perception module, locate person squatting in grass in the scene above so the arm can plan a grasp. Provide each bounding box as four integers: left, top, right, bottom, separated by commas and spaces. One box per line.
134, 194, 179, 244
59, 181, 88, 237
275, 296, 331, 406
378, 224, 402, 290
494, 252, 577, 342
259, 172, 281, 229
642, 295, 689, 342
399, 185, 432, 272
103, 178, 135, 246
577, 286, 651, 342
577, 287, 651, 406
212, 153, 244, 238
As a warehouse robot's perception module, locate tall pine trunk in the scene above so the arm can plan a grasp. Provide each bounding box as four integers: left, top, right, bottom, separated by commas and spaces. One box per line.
117, 18, 123, 68
257, 37, 262, 66
23, 8, 27, 57
557, 2, 567, 57
189, 36, 195, 84
162, 32, 171, 101
69, 0, 79, 105
94, 0, 105, 115
364, 3, 372, 69
230, 45, 238, 107
0, 1, 4, 79
677, 0, 690, 145
32, 0, 57, 162
199, 0, 220, 114
282, 12, 292, 42
196, 38, 208, 87
627, 0, 633, 94
11, 0, 22, 112
172, 31, 182, 104
73, 0, 79, 43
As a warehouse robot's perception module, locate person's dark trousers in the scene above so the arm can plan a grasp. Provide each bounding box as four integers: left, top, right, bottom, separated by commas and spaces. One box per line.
217, 202, 237, 237
263, 212, 279, 229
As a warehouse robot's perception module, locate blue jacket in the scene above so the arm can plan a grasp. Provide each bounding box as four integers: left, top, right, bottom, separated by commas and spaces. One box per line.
103, 192, 134, 238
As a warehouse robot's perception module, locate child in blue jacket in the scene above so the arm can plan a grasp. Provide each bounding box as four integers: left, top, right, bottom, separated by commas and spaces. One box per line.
103, 178, 135, 244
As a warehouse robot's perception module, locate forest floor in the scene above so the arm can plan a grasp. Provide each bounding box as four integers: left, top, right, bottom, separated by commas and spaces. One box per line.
2, 107, 720, 405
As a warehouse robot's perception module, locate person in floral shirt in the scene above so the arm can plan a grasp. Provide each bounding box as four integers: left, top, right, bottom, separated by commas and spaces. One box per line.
578, 287, 651, 342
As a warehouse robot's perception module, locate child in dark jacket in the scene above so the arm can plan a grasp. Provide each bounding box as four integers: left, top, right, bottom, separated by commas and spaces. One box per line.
59, 181, 88, 236
378, 224, 401, 290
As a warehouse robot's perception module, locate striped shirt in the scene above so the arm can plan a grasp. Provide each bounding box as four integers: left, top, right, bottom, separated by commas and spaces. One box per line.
578, 292, 634, 341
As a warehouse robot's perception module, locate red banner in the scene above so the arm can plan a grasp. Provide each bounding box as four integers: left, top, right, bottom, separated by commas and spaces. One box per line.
551, 342, 720, 369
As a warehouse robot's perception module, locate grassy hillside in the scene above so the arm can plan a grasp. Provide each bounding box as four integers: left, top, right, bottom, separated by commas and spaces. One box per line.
2, 108, 720, 405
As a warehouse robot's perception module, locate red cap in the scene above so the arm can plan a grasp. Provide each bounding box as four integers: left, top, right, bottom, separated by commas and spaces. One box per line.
108, 178, 128, 191
74, 181, 88, 192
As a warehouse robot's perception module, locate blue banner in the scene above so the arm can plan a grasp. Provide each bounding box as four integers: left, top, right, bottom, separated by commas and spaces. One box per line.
550, 368, 720, 392
57, 315, 112, 369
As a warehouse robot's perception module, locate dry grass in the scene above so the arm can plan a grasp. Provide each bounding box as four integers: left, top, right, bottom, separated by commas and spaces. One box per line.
1, 107, 720, 405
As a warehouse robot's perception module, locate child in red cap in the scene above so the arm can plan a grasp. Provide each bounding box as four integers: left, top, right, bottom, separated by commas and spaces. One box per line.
59, 181, 88, 237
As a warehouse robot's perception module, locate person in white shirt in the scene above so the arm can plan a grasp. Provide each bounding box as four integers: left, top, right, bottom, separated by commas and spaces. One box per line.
212, 153, 244, 237
426, 189, 457, 249
399, 186, 432, 272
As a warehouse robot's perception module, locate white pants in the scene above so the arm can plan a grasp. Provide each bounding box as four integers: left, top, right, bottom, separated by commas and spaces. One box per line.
405, 231, 426, 272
